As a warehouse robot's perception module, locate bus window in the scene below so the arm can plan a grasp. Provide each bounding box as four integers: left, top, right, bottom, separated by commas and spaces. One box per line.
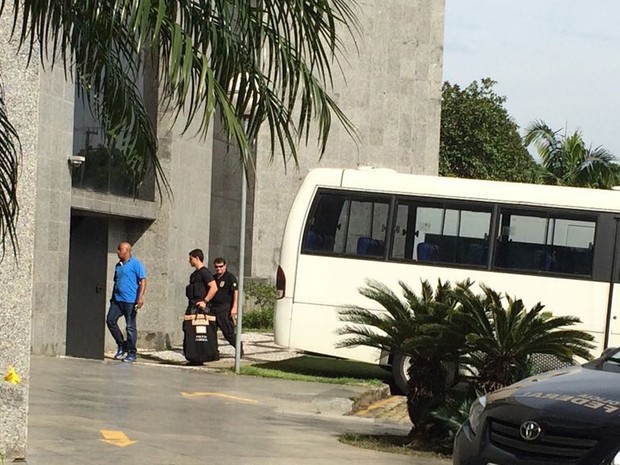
302, 191, 389, 258
494, 211, 595, 275
302, 193, 342, 253
392, 201, 491, 266
391, 202, 417, 260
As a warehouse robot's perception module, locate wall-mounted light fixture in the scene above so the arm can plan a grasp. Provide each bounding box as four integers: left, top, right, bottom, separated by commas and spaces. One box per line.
67, 155, 86, 167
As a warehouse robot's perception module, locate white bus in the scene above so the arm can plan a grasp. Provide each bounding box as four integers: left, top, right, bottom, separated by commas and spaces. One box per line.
274, 166, 620, 391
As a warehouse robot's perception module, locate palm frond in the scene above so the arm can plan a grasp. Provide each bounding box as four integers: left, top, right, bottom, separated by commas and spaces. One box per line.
338, 280, 415, 351
525, 119, 620, 188
0, 75, 19, 259
458, 286, 595, 390
7, 0, 361, 190
155, 0, 361, 171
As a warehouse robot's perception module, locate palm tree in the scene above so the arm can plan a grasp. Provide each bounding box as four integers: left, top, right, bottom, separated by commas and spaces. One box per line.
524, 120, 620, 188
338, 279, 468, 447
451, 284, 595, 392
0, 0, 359, 257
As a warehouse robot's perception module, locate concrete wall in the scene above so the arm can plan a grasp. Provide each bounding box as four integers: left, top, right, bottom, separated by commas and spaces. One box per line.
208, 117, 244, 266
208, 116, 256, 277
248, 0, 446, 280
0, 16, 40, 461
31, 67, 75, 356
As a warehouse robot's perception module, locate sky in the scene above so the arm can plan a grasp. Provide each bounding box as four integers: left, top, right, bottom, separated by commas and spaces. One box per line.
443, 0, 620, 157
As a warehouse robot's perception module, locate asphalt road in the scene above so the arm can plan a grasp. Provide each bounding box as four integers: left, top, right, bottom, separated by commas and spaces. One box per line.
26, 355, 449, 465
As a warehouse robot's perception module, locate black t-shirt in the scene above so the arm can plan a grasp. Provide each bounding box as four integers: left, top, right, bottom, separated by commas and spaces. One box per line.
186, 267, 214, 305
211, 271, 238, 307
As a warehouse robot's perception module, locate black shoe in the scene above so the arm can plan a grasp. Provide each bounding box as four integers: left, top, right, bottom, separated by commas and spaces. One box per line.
123, 353, 137, 363
113, 345, 127, 360
185, 361, 204, 366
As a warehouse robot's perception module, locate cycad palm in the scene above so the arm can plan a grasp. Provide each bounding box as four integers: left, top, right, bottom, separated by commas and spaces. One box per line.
452, 285, 595, 392
524, 120, 620, 188
340, 279, 595, 449
0, 0, 359, 256
338, 279, 468, 444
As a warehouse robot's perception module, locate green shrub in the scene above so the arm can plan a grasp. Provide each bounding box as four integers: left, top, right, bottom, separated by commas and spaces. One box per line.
243, 282, 275, 330
243, 307, 274, 329
245, 282, 277, 308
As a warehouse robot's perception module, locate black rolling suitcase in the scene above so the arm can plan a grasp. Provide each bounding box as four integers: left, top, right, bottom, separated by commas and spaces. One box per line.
182, 307, 218, 364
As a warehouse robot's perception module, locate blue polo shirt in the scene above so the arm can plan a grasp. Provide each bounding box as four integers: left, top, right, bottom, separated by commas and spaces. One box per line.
113, 257, 146, 303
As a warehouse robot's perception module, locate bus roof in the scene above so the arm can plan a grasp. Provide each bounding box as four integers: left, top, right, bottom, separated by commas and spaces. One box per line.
304, 167, 620, 213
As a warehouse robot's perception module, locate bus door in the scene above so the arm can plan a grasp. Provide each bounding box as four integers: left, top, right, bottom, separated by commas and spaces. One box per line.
605, 219, 620, 349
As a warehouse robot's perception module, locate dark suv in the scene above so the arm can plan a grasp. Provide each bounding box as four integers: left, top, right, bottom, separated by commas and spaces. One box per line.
453, 349, 620, 465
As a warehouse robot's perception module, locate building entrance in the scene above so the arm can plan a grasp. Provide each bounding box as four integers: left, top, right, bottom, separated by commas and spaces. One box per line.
66, 214, 108, 359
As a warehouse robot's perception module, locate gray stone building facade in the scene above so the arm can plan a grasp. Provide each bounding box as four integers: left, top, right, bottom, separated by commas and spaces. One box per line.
210, 0, 445, 281
0, 0, 444, 460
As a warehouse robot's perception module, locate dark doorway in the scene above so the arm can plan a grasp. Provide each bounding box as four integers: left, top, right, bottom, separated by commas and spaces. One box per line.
66, 215, 109, 359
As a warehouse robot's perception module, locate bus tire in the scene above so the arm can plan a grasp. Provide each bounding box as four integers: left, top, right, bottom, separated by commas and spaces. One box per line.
391, 353, 411, 395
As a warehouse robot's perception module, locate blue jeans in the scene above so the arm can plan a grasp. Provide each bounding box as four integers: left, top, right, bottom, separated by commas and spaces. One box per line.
106, 301, 137, 355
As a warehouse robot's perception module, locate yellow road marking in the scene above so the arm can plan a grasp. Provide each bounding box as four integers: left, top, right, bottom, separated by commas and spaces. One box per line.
181, 391, 258, 404
100, 430, 137, 447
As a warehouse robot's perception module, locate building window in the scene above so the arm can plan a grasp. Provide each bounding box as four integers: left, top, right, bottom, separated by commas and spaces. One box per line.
71, 67, 155, 201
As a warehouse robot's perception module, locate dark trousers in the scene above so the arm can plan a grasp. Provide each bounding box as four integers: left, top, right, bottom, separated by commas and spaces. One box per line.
106, 301, 137, 354
211, 304, 238, 349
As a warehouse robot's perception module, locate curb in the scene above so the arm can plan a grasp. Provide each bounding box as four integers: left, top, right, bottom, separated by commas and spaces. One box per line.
350, 384, 392, 412
349, 385, 411, 425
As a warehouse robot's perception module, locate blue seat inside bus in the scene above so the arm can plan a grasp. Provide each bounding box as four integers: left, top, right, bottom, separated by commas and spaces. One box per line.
418, 234, 487, 266
495, 241, 593, 275
356, 236, 384, 257
304, 229, 335, 252
417, 242, 439, 261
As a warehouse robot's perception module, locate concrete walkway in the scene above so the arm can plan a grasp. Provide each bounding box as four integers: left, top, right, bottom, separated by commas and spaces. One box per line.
133, 332, 301, 369
113, 332, 411, 425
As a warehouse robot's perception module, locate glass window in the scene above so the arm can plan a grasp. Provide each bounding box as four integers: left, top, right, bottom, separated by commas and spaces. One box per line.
391, 200, 491, 266
71, 61, 155, 201
302, 192, 389, 258
494, 210, 595, 275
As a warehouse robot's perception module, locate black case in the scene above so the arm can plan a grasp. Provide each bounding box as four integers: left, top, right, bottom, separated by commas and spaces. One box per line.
182, 308, 218, 363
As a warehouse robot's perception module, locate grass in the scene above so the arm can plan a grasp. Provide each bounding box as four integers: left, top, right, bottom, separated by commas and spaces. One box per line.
238, 327, 273, 334
339, 434, 451, 461
237, 354, 391, 387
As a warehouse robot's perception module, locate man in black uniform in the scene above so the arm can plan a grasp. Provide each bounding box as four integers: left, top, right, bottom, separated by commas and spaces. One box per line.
187, 249, 217, 311
183, 249, 218, 363
211, 257, 244, 357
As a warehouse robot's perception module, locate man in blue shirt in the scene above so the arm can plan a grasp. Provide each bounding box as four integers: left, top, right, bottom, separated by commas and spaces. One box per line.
106, 241, 147, 363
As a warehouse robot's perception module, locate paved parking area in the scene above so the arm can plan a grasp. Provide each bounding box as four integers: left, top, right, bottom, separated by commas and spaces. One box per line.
26, 354, 446, 465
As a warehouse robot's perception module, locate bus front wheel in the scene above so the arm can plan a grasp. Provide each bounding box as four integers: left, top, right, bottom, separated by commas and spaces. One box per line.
391, 353, 411, 395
